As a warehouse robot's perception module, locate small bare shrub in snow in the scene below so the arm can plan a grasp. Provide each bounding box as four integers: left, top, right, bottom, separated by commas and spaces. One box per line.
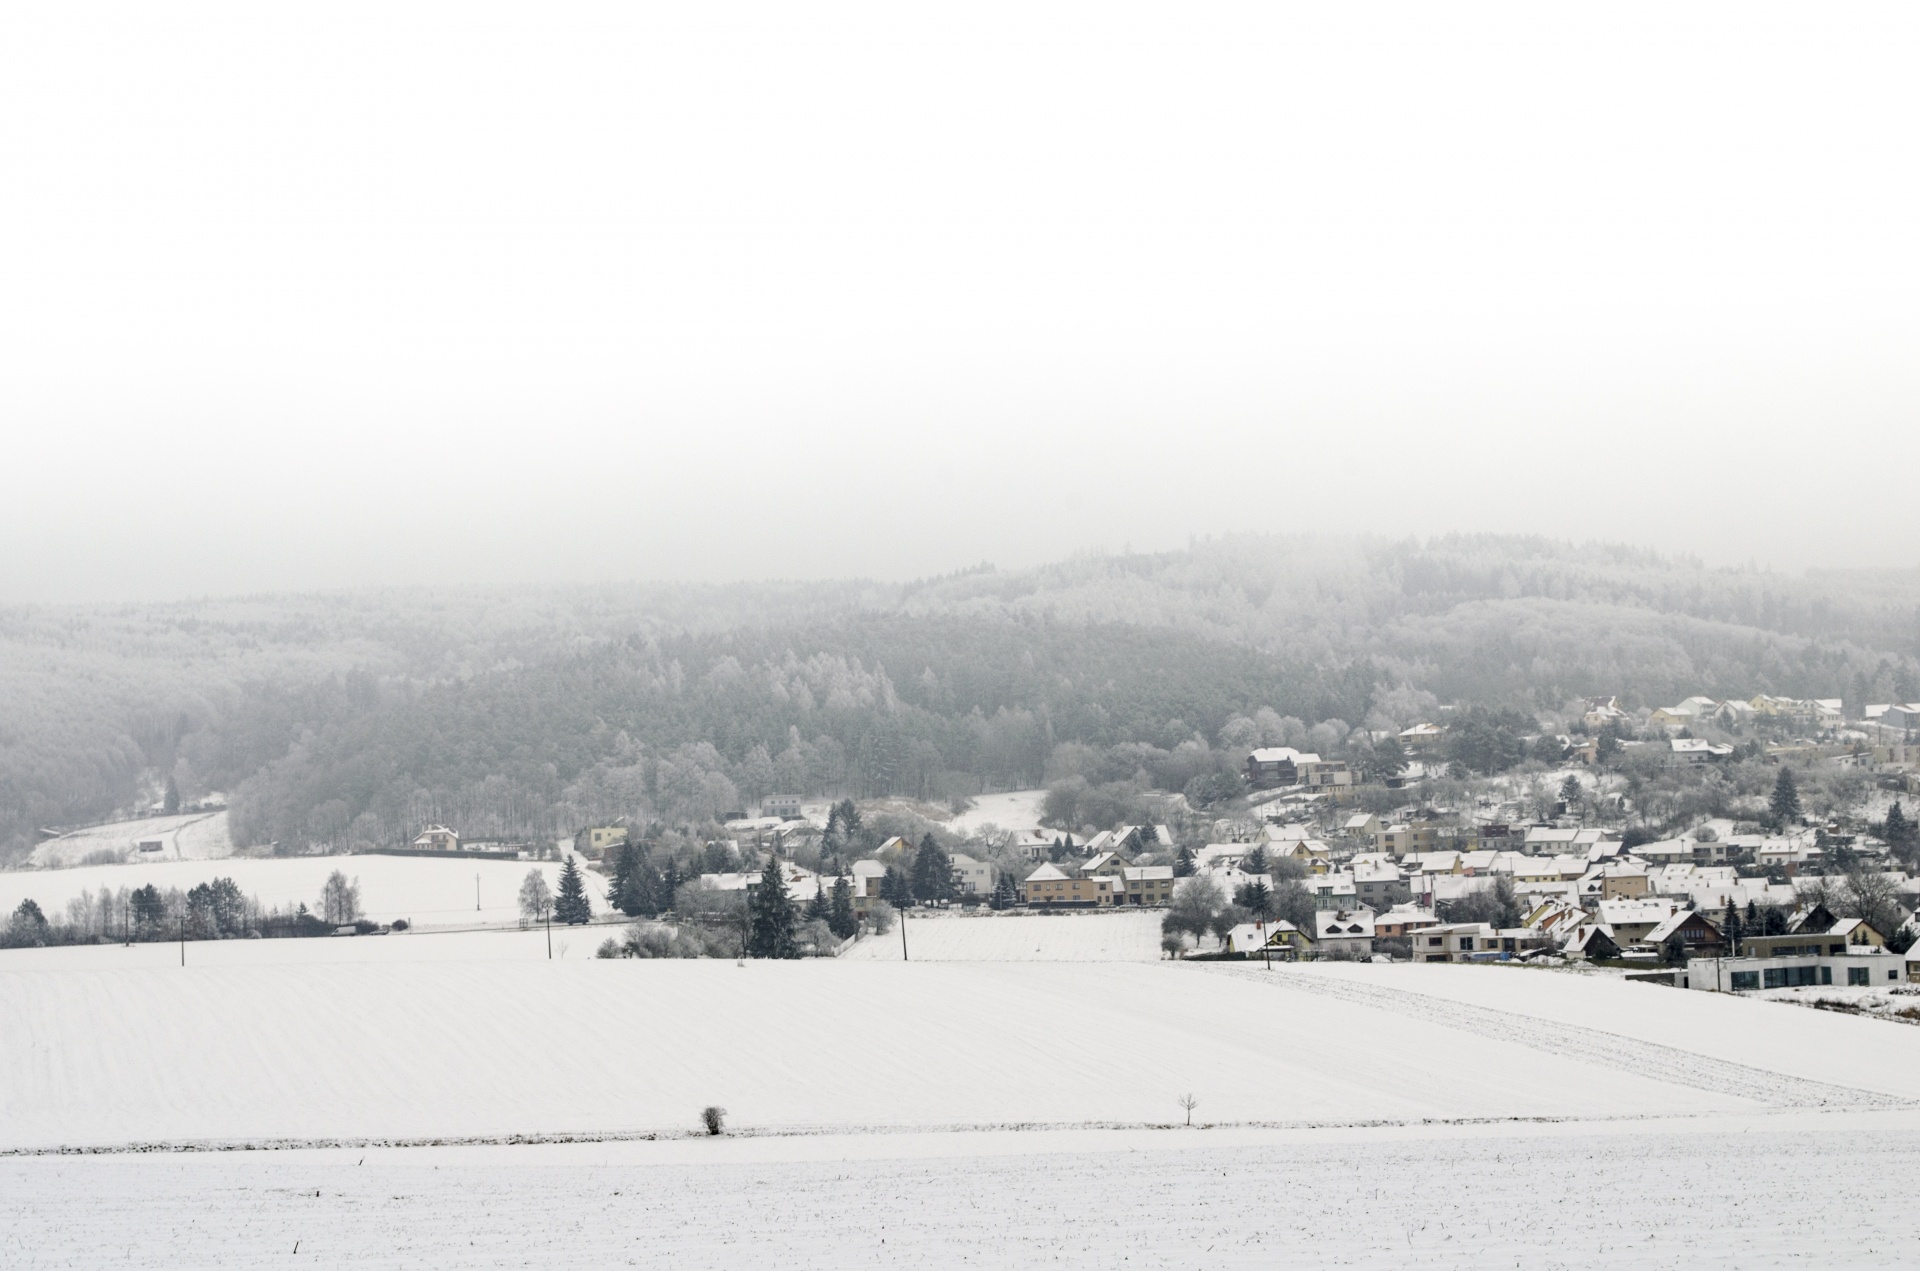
868, 900, 895, 935
701, 1106, 727, 1136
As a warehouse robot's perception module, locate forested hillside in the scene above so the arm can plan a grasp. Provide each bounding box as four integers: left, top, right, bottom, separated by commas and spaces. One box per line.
3, 535, 1917, 861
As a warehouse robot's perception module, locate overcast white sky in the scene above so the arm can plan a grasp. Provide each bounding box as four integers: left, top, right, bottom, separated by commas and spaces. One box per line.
3, 2, 1918, 600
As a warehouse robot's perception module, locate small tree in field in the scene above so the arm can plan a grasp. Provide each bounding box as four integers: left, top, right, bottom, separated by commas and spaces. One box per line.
518, 870, 552, 926
1178, 1093, 1199, 1127
701, 1105, 726, 1135
319, 871, 361, 924
554, 859, 592, 925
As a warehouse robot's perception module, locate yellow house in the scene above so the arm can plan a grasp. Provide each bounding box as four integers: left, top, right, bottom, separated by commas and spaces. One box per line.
1022, 862, 1114, 908
585, 826, 629, 854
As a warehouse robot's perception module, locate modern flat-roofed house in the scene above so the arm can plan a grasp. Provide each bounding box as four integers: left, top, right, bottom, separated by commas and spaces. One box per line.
1411, 922, 1500, 963
1021, 862, 1113, 908
762, 795, 804, 820
1689, 948, 1906, 992
412, 825, 460, 852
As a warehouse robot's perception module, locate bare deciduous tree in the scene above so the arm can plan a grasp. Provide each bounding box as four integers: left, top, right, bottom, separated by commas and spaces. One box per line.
1178, 1093, 1199, 1127
518, 869, 552, 926
319, 870, 360, 924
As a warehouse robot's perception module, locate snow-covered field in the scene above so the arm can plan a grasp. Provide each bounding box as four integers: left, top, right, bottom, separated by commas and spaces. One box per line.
9, 953, 1920, 1267
29, 810, 235, 867
0, 853, 609, 929
8, 1113, 1918, 1269
7, 957, 1918, 1153
943, 788, 1046, 834
840, 909, 1163, 961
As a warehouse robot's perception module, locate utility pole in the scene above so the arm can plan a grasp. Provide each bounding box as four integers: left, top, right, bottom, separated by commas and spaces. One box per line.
179, 914, 185, 966
899, 906, 909, 961
475, 874, 481, 912
546, 901, 552, 959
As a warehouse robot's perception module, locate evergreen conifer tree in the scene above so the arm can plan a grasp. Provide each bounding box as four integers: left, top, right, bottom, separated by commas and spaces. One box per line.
1723, 898, 1741, 951
990, 872, 1017, 910
804, 883, 829, 924
828, 875, 858, 938
164, 776, 181, 815
1885, 802, 1915, 856
607, 844, 640, 915
881, 863, 913, 906
747, 854, 798, 958
554, 858, 592, 924
1770, 766, 1802, 825
911, 833, 953, 903
1174, 845, 1196, 877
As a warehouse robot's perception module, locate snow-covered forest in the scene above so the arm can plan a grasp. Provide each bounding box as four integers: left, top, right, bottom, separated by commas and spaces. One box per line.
3, 534, 1917, 861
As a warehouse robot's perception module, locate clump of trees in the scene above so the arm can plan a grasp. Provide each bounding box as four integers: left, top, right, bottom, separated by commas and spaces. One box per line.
0, 876, 352, 947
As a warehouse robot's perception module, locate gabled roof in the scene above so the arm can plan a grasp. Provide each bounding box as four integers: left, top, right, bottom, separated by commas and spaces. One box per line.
1313, 910, 1376, 939
1645, 909, 1722, 945
1025, 862, 1071, 882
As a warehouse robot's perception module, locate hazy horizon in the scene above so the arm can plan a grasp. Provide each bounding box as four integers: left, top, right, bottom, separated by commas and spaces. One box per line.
7, 2, 1920, 602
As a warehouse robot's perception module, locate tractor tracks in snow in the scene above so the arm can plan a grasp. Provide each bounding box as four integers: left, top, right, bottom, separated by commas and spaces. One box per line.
1229, 967, 1912, 1111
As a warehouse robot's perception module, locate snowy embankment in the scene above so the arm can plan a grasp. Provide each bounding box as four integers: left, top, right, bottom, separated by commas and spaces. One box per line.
840, 909, 1162, 961
29, 810, 235, 867
8, 955, 1920, 1153
0, 853, 607, 929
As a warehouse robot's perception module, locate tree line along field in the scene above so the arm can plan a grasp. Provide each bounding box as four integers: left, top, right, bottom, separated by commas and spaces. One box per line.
0, 854, 609, 934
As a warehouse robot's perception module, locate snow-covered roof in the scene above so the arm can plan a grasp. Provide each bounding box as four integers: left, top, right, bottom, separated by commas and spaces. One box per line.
1313, 910, 1376, 939
1248, 747, 1320, 765
1025, 862, 1071, 882
1645, 909, 1720, 945
1596, 898, 1676, 926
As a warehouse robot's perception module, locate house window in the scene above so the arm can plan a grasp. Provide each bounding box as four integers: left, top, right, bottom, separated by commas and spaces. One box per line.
1763, 967, 1787, 989
1460, 938, 1474, 951
1730, 971, 1760, 991
1848, 966, 1871, 987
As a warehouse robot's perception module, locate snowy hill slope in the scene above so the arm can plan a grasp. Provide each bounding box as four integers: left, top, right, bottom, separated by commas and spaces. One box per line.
8, 957, 1919, 1153
29, 811, 234, 867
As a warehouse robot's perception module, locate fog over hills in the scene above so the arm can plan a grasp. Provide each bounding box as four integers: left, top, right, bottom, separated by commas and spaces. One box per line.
3, 534, 1917, 862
